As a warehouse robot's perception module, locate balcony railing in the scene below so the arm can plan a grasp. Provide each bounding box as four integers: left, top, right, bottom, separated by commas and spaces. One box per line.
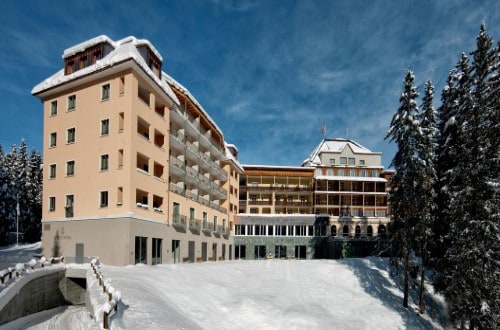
172, 214, 187, 229
189, 219, 201, 230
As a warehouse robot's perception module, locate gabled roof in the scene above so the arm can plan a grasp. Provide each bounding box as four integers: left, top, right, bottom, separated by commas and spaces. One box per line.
302, 138, 380, 167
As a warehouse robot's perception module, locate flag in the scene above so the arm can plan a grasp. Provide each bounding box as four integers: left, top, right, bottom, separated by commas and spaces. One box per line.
16, 199, 20, 216
321, 123, 326, 135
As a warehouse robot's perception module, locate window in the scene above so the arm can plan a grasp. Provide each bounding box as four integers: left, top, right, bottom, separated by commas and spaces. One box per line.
50, 132, 57, 147
190, 207, 195, 222
101, 119, 109, 136
275, 245, 287, 259
152, 238, 162, 265
340, 157, 347, 164
235, 245, 246, 259
360, 169, 367, 177
100, 154, 109, 171
66, 160, 75, 176
348, 157, 355, 165
349, 169, 356, 176
101, 83, 110, 100
49, 164, 56, 179
135, 236, 147, 264
359, 159, 365, 165
65, 195, 74, 217
235, 225, 246, 235
50, 101, 57, 116
117, 187, 123, 205
49, 196, 56, 212
254, 245, 266, 259
100, 191, 108, 208
66, 127, 76, 144
67, 94, 76, 110
372, 170, 379, 177
329, 158, 335, 164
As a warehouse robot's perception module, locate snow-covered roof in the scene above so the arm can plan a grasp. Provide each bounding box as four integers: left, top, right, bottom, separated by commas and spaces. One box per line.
32, 36, 178, 105
302, 138, 380, 167
163, 73, 224, 142
224, 142, 244, 173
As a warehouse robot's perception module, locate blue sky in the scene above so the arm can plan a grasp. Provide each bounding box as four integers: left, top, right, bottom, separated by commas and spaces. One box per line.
0, 0, 498, 168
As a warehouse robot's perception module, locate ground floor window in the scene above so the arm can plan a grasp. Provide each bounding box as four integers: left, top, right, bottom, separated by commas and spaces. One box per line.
275, 245, 287, 259
331, 225, 337, 236
367, 225, 373, 237
235, 245, 246, 259
355, 225, 361, 238
135, 236, 147, 264
152, 238, 162, 265
295, 245, 306, 259
254, 245, 266, 259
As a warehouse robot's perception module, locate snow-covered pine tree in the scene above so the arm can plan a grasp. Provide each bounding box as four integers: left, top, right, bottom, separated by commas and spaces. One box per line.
16, 139, 29, 243
0, 147, 10, 245
444, 24, 499, 329
415, 80, 437, 315
25, 149, 42, 242
0, 141, 43, 246
385, 70, 422, 308
432, 54, 472, 293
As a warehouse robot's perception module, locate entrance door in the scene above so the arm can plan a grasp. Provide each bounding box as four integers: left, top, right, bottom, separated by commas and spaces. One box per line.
212, 243, 217, 261
172, 240, 180, 263
188, 241, 195, 262
202, 242, 208, 261
295, 245, 306, 259
75, 243, 84, 264
152, 238, 162, 265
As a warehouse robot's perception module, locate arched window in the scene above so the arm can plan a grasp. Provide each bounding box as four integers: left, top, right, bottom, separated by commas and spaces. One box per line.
343, 225, 349, 237
355, 225, 361, 238
367, 225, 373, 237
331, 225, 337, 237
378, 225, 387, 239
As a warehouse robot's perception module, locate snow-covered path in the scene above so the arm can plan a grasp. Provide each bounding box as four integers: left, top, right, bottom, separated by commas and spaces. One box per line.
103, 259, 443, 330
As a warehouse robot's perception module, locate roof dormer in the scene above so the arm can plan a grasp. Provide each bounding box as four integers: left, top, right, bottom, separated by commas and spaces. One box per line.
63, 37, 114, 75
136, 44, 162, 79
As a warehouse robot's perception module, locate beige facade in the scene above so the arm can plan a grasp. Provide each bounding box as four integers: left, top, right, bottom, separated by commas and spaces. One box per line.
33, 36, 242, 266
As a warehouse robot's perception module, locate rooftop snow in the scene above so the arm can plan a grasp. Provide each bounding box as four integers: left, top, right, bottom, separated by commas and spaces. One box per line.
32, 36, 177, 105
302, 138, 381, 167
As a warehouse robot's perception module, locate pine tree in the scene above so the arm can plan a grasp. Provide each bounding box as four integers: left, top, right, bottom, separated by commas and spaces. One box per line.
385, 70, 422, 308
432, 54, 473, 291
443, 24, 499, 329
415, 80, 437, 314
25, 149, 42, 242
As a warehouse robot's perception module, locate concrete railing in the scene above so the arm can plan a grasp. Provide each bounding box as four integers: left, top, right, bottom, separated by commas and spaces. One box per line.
89, 258, 122, 330
0, 256, 64, 285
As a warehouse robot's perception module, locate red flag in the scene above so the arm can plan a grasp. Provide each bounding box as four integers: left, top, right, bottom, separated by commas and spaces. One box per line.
321, 123, 326, 135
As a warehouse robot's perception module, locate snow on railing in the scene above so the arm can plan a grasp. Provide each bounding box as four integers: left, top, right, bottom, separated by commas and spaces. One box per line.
0, 256, 64, 285
89, 258, 122, 330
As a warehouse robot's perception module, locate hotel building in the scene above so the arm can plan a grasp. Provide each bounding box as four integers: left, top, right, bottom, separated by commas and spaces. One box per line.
235, 139, 393, 260
32, 36, 243, 266
33, 35, 392, 264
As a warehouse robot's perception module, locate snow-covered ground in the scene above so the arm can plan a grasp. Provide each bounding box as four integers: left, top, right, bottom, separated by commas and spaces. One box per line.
0, 242, 41, 269
0, 243, 449, 329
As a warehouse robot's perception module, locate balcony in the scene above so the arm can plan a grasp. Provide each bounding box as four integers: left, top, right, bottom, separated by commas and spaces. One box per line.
202, 221, 214, 234
172, 214, 187, 230
189, 219, 201, 232
169, 182, 185, 196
